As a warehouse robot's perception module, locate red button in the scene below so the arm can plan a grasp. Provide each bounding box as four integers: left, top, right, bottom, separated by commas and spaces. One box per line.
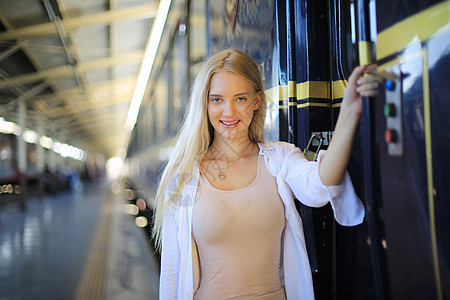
385, 129, 398, 143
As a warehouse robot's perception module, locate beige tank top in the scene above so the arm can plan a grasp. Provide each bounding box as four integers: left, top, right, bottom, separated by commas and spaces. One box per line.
193, 154, 286, 299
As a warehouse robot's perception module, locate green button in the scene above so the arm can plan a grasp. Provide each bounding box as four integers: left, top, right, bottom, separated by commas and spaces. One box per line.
384, 103, 396, 117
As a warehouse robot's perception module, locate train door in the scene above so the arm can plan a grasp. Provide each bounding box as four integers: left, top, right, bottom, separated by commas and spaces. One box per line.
273, 1, 384, 299
329, 1, 389, 298
374, 0, 450, 299
272, 2, 334, 299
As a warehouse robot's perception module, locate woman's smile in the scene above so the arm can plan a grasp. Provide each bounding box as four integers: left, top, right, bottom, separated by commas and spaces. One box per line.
208, 71, 261, 141
220, 119, 240, 128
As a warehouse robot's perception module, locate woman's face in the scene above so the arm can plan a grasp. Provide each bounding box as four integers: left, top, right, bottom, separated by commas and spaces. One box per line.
207, 71, 261, 143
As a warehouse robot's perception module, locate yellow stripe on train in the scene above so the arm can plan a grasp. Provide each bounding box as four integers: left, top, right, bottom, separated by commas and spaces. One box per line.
266, 79, 347, 109
377, 1, 450, 60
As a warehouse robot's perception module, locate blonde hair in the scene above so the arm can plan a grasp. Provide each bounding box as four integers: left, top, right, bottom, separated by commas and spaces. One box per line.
152, 49, 267, 248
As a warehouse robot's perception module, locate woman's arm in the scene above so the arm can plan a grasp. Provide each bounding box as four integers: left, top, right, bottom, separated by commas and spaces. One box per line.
159, 204, 181, 299
319, 65, 378, 186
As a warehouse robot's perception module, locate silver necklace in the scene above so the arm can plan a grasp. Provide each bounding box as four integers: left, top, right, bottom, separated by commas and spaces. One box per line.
216, 143, 254, 180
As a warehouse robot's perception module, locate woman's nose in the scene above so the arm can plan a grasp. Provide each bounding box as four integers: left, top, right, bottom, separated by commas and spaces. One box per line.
222, 100, 235, 116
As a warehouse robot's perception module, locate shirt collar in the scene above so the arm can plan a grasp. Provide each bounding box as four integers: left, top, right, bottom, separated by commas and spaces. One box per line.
257, 142, 274, 155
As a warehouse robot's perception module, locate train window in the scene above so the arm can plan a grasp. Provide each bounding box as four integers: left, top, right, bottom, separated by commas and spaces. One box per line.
369, 0, 377, 43
154, 58, 169, 141
189, 0, 207, 86
0, 133, 14, 177
343, 0, 377, 74
342, 0, 358, 74
27, 144, 37, 173
134, 105, 148, 154
151, 100, 157, 143
170, 27, 186, 131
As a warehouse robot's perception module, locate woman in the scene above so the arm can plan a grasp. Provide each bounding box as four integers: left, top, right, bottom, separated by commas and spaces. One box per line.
153, 49, 378, 299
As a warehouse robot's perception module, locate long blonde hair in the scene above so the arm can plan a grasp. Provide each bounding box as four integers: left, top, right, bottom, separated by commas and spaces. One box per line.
152, 49, 267, 248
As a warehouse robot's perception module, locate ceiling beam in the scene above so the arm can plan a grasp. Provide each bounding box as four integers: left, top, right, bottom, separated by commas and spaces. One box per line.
70, 121, 124, 141
0, 40, 28, 62
0, 4, 157, 41
0, 9, 89, 117
0, 51, 144, 88
33, 76, 136, 102
74, 119, 124, 133
37, 91, 134, 110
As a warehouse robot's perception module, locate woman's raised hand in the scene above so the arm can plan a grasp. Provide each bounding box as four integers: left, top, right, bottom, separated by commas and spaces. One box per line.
318, 64, 378, 186
341, 65, 379, 118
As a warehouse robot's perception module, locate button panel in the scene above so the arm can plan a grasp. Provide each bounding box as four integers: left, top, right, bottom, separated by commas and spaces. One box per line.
384, 65, 403, 155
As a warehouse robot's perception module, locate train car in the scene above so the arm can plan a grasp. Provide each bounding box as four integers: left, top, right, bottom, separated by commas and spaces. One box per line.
374, 1, 450, 299
0, 117, 95, 206
125, 0, 450, 299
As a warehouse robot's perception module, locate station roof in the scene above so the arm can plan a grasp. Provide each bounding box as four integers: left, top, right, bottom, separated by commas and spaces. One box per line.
0, 0, 160, 159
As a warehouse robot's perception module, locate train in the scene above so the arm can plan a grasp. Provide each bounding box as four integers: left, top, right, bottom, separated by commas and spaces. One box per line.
123, 0, 450, 299
0, 117, 97, 205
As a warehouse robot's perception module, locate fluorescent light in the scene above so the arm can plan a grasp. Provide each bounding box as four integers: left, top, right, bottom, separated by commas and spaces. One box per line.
124, 0, 172, 134
53, 142, 61, 154
40, 136, 53, 149
1, 117, 85, 160
23, 130, 38, 144
0, 117, 18, 135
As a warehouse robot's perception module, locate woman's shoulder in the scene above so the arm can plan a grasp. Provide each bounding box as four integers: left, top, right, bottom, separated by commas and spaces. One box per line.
259, 141, 299, 153
258, 142, 306, 175
259, 142, 305, 166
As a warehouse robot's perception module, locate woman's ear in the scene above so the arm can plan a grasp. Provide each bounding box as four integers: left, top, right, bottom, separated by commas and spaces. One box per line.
254, 91, 262, 110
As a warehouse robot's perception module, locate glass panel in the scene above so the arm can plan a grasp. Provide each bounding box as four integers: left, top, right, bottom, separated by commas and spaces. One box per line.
0, 134, 14, 177
171, 29, 186, 131
345, 0, 377, 72
189, 0, 207, 85
154, 59, 169, 140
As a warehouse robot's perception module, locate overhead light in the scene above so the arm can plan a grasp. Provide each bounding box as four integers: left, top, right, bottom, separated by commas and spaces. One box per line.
1, 117, 85, 161
53, 142, 62, 154
39, 136, 53, 149
124, 0, 172, 136
23, 130, 38, 144
0, 117, 19, 135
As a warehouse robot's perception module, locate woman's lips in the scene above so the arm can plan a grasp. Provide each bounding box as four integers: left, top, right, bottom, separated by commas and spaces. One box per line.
220, 120, 240, 128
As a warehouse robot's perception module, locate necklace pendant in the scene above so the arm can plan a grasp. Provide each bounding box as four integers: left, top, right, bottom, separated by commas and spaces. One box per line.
218, 171, 226, 180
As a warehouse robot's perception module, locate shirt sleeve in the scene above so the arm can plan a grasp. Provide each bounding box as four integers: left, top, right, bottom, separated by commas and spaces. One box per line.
159, 201, 180, 299
278, 142, 364, 226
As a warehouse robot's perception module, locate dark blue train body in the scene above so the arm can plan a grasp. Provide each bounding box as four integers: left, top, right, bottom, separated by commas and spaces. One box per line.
125, 0, 450, 299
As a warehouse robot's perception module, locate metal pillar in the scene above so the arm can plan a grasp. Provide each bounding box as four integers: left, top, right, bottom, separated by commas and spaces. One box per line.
37, 118, 45, 198
357, 0, 390, 299
17, 99, 27, 209
13, 83, 47, 208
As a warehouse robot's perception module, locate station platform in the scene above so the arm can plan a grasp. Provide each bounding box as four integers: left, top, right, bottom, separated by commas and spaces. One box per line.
0, 180, 159, 300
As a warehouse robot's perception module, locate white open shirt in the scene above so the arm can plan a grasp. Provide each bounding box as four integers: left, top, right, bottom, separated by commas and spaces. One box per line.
159, 142, 365, 300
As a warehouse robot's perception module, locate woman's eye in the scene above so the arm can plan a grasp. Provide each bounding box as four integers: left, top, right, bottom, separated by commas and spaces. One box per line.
210, 97, 222, 103
236, 97, 247, 102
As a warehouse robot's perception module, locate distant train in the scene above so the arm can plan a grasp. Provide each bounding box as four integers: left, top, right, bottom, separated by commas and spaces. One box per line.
0, 117, 100, 206
124, 0, 450, 299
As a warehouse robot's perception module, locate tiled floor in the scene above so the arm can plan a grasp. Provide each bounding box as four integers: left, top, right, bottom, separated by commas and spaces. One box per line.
0, 180, 159, 300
